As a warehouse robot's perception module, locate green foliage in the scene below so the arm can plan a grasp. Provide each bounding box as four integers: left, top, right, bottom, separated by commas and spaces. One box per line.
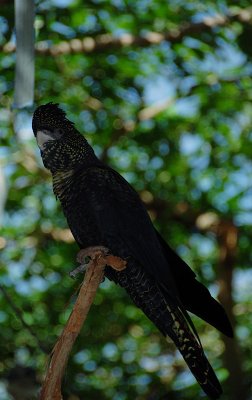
0, 1, 252, 399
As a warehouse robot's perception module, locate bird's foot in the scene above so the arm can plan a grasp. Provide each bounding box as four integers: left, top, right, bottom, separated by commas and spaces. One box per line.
70, 246, 110, 279
76, 246, 110, 264
70, 246, 127, 279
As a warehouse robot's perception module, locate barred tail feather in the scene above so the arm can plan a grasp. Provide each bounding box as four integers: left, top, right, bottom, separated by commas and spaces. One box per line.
111, 263, 223, 399
166, 304, 222, 399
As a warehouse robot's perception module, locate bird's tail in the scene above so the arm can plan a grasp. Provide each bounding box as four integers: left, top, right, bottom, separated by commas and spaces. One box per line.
165, 302, 222, 399
112, 264, 223, 399
111, 262, 222, 399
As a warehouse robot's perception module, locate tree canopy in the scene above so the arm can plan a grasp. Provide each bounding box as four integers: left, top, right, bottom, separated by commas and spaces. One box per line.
0, 1, 252, 399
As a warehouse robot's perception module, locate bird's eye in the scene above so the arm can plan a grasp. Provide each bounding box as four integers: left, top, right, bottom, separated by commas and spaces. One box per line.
53, 128, 64, 139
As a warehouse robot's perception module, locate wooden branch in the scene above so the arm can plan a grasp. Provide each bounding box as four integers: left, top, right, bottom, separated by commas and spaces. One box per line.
2, 7, 252, 56
40, 247, 126, 400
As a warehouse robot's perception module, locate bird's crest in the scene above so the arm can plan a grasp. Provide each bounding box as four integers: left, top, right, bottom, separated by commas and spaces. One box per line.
32, 102, 75, 135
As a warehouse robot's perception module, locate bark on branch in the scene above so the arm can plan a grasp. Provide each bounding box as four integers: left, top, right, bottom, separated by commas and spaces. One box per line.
3, 7, 252, 56
40, 247, 126, 400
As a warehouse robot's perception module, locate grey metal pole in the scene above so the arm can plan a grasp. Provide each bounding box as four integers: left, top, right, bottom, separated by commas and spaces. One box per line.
13, 0, 35, 108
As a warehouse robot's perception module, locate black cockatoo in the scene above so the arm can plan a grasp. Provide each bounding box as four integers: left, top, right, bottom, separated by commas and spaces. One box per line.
32, 103, 233, 399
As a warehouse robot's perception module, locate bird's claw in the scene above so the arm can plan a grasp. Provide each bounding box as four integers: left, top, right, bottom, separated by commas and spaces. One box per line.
69, 263, 89, 279
70, 246, 110, 279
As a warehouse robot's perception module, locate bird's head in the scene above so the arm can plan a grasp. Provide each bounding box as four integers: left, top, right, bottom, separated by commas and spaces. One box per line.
32, 103, 95, 172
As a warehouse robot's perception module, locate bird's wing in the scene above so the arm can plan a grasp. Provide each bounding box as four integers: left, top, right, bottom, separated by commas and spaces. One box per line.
76, 166, 232, 337
79, 166, 179, 300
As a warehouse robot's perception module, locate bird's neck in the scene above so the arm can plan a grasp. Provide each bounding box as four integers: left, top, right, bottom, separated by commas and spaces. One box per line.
52, 169, 75, 203
51, 156, 103, 204
42, 133, 100, 172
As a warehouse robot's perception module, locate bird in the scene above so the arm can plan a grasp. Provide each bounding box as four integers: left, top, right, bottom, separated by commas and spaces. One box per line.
32, 103, 233, 399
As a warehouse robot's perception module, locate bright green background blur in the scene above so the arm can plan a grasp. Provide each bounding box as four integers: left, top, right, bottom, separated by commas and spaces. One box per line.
0, 1, 252, 399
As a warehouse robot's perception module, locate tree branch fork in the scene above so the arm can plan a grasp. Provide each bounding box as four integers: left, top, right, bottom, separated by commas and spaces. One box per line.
40, 246, 126, 400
